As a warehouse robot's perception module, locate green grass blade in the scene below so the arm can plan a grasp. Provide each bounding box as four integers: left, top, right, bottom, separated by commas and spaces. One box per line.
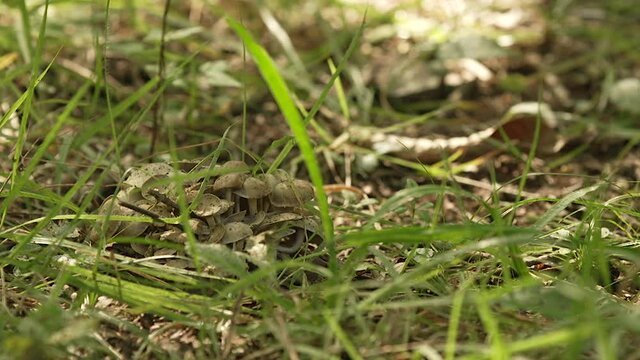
323, 310, 363, 360
264, 11, 366, 175
327, 58, 350, 121
226, 16, 336, 272
533, 183, 602, 230
1, 81, 91, 220
71, 77, 160, 148
475, 292, 509, 360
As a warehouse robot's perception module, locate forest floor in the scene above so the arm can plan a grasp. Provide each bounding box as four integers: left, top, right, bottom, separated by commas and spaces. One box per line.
1, 0, 640, 359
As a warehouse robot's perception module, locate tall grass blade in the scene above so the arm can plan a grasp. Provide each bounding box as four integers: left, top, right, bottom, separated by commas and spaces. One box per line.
226, 16, 336, 272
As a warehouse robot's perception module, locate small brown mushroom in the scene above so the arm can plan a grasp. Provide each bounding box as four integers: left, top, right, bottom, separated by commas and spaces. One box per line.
211, 161, 250, 202
272, 169, 290, 182
117, 205, 150, 238
207, 224, 226, 243
234, 176, 270, 215
221, 222, 253, 248
188, 218, 210, 240
256, 173, 281, 212
269, 182, 299, 208
293, 179, 315, 201
189, 193, 233, 228
190, 193, 226, 217
256, 212, 303, 233
259, 173, 280, 190
123, 163, 174, 189
269, 179, 315, 208
154, 247, 177, 256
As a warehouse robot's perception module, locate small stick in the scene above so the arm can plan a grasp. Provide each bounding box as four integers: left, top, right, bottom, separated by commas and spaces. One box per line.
147, 189, 180, 212
118, 200, 163, 220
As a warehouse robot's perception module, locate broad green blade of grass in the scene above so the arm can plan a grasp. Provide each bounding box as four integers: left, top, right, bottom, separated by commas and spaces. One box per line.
475, 292, 509, 360
0, 188, 81, 213
533, 183, 602, 230
507, 325, 594, 355
323, 310, 364, 360
1, 81, 90, 221
265, 11, 367, 176
0, 61, 53, 130
10, 0, 50, 199
59, 263, 225, 316
226, 16, 336, 272
71, 76, 160, 148
355, 230, 540, 310
362, 184, 487, 230
342, 223, 533, 247
446, 278, 473, 360
15, 1, 34, 61
327, 58, 351, 121
217, 256, 333, 298
27, 235, 229, 284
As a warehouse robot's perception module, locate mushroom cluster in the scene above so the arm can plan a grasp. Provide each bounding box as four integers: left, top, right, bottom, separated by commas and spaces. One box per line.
89, 160, 322, 267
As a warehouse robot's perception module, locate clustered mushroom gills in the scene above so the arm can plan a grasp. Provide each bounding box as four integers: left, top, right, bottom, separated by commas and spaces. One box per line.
89, 160, 322, 267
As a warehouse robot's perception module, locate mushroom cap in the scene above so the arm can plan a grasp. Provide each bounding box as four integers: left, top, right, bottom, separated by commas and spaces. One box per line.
222, 160, 250, 171
211, 161, 250, 190
123, 163, 174, 189
141, 174, 173, 201
269, 183, 300, 208
190, 193, 233, 217
207, 224, 226, 243
258, 173, 280, 191
269, 180, 315, 208
293, 179, 314, 201
154, 247, 177, 256
256, 212, 303, 232
221, 222, 253, 244
212, 173, 248, 193
272, 169, 290, 182
131, 243, 151, 256
159, 229, 188, 243
234, 176, 270, 199
118, 202, 151, 238
277, 217, 323, 253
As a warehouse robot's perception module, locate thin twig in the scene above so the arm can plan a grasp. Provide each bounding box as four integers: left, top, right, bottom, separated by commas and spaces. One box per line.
118, 200, 163, 221
147, 189, 180, 213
